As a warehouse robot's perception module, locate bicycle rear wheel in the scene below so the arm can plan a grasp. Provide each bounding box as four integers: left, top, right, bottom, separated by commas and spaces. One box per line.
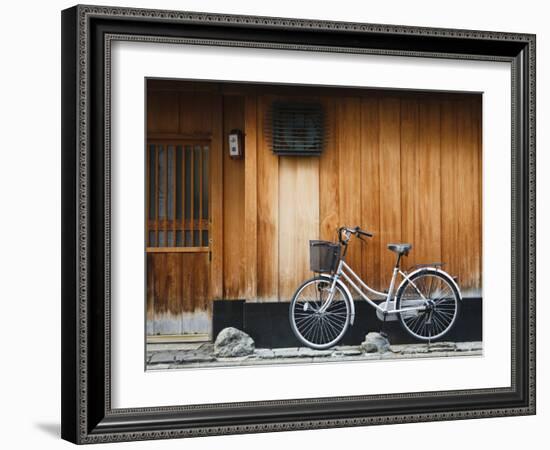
289, 277, 351, 349
396, 270, 461, 341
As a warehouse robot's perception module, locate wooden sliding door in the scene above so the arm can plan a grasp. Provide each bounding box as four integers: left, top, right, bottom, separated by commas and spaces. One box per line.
146, 140, 213, 337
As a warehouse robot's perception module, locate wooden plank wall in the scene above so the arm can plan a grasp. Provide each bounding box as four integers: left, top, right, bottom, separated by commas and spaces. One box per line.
146, 83, 482, 337
253, 93, 482, 300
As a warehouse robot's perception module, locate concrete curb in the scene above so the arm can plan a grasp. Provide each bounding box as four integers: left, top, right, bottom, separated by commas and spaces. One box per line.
146, 341, 482, 370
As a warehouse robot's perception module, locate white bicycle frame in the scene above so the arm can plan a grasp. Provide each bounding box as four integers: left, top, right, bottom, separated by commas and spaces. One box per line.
319, 259, 429, 315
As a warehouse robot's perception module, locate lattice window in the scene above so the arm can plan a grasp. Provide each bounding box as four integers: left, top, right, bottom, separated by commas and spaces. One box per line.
147, 142, 210, 250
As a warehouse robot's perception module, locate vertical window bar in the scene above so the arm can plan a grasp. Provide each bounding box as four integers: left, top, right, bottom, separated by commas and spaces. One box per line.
164, 144, 169, 246
171, 145, 177, 246
154, 144, 159, 247
176, 145, 183, 247
180, 145, 186, 246
190, 145, 194, 246
157, 145, 165, 246
166, 145, 174, 246
184, 145, 192, 247
193, 145, 201, 246
146, 145, 151, 246
198, 144, 203, 246
148, 145, 156, 220
202, 145, 209, 247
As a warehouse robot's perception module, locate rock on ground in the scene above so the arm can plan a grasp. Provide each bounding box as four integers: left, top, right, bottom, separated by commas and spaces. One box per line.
361, 332, 391, 353
214, 327, 255, 357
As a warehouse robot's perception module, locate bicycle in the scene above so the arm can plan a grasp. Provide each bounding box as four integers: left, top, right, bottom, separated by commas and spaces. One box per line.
289, 226, 462, 349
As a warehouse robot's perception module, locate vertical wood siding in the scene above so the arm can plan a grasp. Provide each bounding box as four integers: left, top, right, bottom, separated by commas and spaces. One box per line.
222, 96, 246, 300
360, 97, 382, 290
257, 96, 279, 300
338, 98, 362, 282
253, 93, 482, 299
377, 98, 402, 288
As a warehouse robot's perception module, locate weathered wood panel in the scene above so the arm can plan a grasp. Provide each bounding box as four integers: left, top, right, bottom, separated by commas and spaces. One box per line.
474, 96, 483, 292
360, 97, 381, 290
414, 99, 442, 266
146, 253, 155, 335
147, 253, 210, 335
147, 91, 179, 134
378, 98, 402, 287
222, 96, 246, 300
440, 97, 482, 294
319, 97, 340, 242
338, 98, 363, 284
457, 98, 482, 291
440, 99, 460, 288
278, 156, 319, 300
210, 96, 223, 299
179, 92, 214, 135
257, 96, 279, 301
400, 98, 418, 270
244, 95, 258, 301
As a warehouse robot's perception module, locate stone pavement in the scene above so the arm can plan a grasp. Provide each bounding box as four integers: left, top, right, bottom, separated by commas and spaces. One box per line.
146, 341, 482, 370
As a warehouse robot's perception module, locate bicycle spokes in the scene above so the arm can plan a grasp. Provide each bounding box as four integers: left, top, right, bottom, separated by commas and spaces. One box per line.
290, 278, 351, 349
398, 273, 459, 340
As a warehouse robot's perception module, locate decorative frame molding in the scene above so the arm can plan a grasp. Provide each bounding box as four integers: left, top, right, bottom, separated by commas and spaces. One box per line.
61, 4, 536, 444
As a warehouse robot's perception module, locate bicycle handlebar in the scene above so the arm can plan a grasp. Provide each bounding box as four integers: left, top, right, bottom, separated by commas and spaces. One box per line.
338, 226, 373, 244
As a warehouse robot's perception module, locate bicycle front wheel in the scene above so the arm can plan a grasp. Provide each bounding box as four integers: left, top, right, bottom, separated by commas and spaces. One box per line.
396, 270, 461, 341
289, 277, 351, 349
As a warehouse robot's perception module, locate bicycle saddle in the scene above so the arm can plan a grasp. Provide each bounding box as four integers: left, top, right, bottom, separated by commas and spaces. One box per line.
387, 243, 412, 256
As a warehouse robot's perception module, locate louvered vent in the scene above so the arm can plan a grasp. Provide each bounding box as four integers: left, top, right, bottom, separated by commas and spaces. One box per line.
266, 102, 326, 156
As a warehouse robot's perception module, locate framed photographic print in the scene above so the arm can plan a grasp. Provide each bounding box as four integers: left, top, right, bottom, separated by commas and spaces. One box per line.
61, 4, 536, 444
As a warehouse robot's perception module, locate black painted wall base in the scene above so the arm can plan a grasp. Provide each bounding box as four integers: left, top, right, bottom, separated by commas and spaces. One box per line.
213, 298, 482, 348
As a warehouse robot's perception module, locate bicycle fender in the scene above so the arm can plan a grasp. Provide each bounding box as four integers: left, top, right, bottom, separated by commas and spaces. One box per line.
320, 274, 356, 325
400, 267, 463, 301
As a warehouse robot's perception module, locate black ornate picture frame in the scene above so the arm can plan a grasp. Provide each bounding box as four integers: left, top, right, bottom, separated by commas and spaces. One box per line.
61, 4, 536, 444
